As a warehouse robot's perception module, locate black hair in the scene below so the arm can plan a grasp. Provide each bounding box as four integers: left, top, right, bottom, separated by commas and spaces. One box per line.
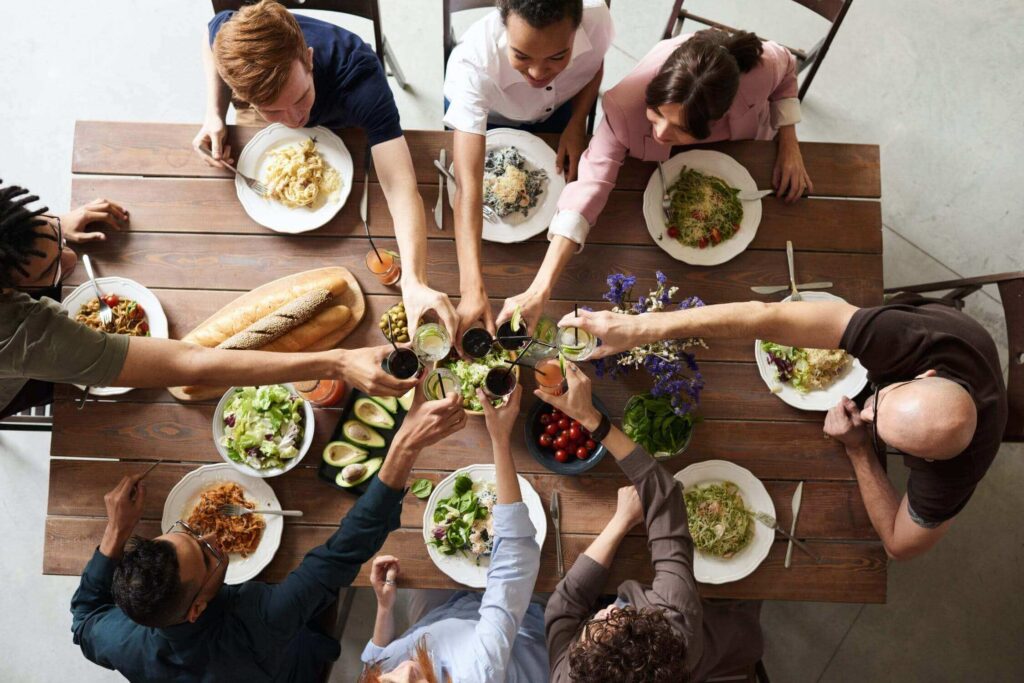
112, 537, 190, 628
497, 0, 584, 29
0, 181, 54, 289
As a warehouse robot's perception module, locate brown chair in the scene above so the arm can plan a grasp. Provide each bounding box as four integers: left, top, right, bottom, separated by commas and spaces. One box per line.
442, 0, 607, 134
661, 0, 853, 101
212, 0, 408, 89
883, 271, 1024, 442
0, 404, 53, 432
707, 660, 771, 682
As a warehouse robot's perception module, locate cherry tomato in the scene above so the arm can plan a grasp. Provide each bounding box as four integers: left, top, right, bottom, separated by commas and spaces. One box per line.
667, 226, 679, 239
539, 414, 551, 425
554, 435, 568, 449
710, 227, 722, 245
557, 418, 570, 430
733, 223, 740, 231
129, 304, 145, 320
538, 434, 553, 448
139, 322, 149, 335
545, 423, 558, 436
551, 409, 562, 419
698, 237, 709, 249
104, 294, 120, 307
585, 439, 597, 451
568, 426, 581, 442
554, 449, 570, 463
575, 447, 589, 460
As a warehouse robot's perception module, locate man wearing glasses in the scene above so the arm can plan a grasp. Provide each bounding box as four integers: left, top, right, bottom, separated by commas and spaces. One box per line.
558, 294, 1007, 561
70, 389, 467, 681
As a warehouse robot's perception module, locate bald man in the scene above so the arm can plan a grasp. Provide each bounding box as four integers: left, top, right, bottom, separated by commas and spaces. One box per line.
559, 295, 1008, 561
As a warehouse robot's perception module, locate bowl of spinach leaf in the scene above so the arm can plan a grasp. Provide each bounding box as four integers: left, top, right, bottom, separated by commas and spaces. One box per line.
622, 393, 698, 459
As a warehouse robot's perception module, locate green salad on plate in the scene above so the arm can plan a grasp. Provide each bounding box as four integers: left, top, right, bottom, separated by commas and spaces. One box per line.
220, 385, 305, 470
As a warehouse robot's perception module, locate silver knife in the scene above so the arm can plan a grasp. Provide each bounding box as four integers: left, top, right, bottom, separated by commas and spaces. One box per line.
360, 144, 371, 236
550, 491, 564, 577
785, 481, 803, 569
750, 281, 833, 295
738, 189, 774, 202
434, 149, 446, 230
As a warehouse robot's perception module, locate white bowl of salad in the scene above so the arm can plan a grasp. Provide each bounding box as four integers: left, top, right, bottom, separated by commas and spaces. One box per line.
213, 384, 315, 478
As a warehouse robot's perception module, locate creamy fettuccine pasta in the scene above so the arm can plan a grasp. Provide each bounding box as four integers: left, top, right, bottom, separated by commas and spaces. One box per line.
263, 138, 341, 209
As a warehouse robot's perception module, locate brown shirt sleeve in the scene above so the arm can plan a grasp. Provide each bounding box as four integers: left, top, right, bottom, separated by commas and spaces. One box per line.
545, 553, 609, 681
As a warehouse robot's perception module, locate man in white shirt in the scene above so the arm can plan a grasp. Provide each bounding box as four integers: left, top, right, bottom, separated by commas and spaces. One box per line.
443, 0, 613, 342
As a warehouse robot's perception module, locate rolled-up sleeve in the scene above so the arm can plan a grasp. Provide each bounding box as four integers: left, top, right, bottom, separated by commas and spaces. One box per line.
443, 51, 492, 136
764, 40, 801, 128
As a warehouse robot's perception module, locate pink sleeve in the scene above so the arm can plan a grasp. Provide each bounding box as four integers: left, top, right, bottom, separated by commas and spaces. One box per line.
763, 40, 798, 102
555, 95, 630, 226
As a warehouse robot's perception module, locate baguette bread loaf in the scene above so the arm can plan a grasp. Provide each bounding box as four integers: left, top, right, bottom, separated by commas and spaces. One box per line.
218, 289, 333, 350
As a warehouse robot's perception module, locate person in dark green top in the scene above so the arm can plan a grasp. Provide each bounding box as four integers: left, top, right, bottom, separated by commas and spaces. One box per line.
70, 388, 467, 682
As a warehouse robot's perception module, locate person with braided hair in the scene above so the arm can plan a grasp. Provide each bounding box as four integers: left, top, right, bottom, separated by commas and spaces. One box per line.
0, 181, 431, 419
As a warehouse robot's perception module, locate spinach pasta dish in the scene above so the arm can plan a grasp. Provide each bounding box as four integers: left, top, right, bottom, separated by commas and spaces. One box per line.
666, 167, 743, 249
684, 481, 754, 558
483, 146, 548, 218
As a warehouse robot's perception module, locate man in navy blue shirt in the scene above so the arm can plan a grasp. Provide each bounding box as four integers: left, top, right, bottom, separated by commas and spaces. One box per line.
193, 0, 458, 344
71, 388, 467, 682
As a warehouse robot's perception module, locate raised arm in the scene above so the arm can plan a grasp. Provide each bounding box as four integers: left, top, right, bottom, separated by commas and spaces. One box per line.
452, 129, 496, 341
371, 137, 459, 341
192, 26, 234, 167
556, 63, 604, 181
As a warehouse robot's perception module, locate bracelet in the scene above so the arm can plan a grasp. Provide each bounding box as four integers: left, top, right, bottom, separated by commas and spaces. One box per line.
590, 413, 612, 443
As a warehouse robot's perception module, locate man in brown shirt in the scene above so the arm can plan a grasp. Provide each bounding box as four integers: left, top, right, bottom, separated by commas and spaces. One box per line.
560, 295, 1007, 561
540, 365, 762, 682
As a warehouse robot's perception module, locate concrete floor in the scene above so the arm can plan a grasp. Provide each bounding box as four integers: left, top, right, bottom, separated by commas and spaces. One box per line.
1, 0, 1021, 681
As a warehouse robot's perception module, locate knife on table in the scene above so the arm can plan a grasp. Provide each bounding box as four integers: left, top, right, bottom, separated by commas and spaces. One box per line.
785, 481, 804, 569
750, 282, 833, 295
550, 491, 564, 578
434, 149, 446, 230
360, 144, 372, 236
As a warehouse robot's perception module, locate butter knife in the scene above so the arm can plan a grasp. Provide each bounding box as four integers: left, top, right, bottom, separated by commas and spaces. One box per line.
550, 491, 564, 577
360, 144, 371, 235
434, 148, 446, 230
738, 189, 774, 202
750, 281, 833, 295
785, 481, 803, 569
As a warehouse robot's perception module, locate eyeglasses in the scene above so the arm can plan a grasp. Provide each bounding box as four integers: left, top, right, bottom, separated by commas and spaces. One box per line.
869, 377, 925, 458
166, 519, 225, 618
21, 216, 64, 290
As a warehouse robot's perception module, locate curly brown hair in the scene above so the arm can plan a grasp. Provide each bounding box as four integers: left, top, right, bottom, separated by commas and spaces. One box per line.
567, 606, 689, 683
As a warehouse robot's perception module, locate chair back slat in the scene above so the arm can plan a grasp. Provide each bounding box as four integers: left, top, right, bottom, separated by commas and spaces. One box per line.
997, 277, 1024, 441
791, 0, 847, 22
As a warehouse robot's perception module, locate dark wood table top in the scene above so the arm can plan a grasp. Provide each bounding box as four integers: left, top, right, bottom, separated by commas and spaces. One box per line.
44, 121, 886, 603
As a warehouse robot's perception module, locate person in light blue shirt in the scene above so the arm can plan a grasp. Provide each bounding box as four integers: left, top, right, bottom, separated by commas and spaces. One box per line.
359, 386, 547, 683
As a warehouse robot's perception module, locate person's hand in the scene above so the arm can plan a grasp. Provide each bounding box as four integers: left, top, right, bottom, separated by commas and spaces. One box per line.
611, 485, 643, 530
533, 361, 602, 431
824, 396, 871, 454
335, 345, 420, 397
478, 385, 522, 445
103, 475, 146, 536
456, 284, 495, 353
496, 287, 548, 337
773, 137, 813, 204
556, 120, 587, 181
402, 280, 460, 349
556, 309, 644, 360
60, 199, 129, 243
369, 555, 401, 611
192, 114, 234, 168
392, 387, 467, 453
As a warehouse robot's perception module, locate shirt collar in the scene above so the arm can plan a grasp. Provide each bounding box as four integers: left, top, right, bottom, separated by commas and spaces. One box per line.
495, 23, 593, 89
158, 588, 229, 641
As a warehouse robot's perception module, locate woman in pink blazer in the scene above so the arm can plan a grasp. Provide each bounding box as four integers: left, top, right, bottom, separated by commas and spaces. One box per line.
496, 30, 813, 334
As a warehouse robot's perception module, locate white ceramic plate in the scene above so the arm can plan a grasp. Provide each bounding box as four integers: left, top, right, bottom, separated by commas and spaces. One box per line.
212, 384, 315, 479
422, 464, 547, 588
161, 463, 283, 585
643, 149, 762, 266
754, 291, 869, 411
61, 277, 168, 397
235, 124, 353, 233
446, 128, 567, 243
674, 460, 774, 584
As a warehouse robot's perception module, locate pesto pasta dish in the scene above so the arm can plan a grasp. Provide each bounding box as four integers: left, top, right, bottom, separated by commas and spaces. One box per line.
666, 167, 743, 249
483, 146, 548, 218
684, 481, 754, 558
263, 137, 341, 209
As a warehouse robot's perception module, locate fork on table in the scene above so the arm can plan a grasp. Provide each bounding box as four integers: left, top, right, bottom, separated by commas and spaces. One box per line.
217, 504, 303, 518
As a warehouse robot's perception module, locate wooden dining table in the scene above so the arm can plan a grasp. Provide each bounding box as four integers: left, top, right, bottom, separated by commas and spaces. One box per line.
44, 121, 886, 603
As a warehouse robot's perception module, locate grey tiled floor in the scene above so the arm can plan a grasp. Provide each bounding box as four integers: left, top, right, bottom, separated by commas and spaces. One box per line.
1, 1, 1021, 681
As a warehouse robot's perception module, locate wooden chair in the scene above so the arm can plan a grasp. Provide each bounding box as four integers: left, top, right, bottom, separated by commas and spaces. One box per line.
0, 404, 53, 432
661, 0, 854, 100
212, 0, 408, 89
315, 587, 357, 682
884, 271, 1024, 442
707, 660, 771, 682
442, 0, 606, 135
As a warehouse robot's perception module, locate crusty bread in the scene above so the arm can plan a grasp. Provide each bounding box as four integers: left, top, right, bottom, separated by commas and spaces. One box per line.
258, 304, 351, 353
218, 289, 333, 350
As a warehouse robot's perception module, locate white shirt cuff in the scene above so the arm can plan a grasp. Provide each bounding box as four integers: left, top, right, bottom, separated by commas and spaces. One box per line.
548, 210, 589, 252
493, 502, 536, 538
360, 639, 387, 664
770, 97, 802, 129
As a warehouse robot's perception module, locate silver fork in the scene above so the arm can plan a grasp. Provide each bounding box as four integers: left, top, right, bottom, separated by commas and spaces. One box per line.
746, 509, 820, 562
217, 503, 303, 518
656, 161, 672, 223
199, 144, 268, 197
432, 159, 498, 223
81, 254, 112, 328
786, 241, 802, 302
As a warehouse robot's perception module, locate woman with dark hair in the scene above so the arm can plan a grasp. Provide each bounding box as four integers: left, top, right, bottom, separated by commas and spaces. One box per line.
542, 362, 764, 682
500, 29, 812, 335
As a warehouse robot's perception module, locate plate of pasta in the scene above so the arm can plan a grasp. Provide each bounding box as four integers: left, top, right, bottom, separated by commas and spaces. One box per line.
162, 463, 283, 585
236, 124, 353, 234
643, 150, 762, 266
61, 276, 168, 397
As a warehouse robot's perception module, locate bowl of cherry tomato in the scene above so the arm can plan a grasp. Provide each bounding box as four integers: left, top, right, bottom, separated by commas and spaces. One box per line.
524, 397, 608, 475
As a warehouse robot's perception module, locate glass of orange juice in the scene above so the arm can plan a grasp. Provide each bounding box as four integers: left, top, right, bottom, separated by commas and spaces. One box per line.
534, 356, 566, 396
365, 249, 401, 286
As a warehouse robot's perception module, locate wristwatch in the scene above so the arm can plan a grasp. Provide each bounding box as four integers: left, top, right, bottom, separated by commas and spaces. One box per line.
590, 413, 612, 443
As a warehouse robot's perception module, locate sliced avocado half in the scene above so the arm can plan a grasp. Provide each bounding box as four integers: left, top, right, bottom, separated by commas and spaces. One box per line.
398, 387, 415, 412
354, 397, 396, 430
323, 441, 368, 468
336, 457, 383, 488
343, 419, 386, 449
369, 395, 399, 414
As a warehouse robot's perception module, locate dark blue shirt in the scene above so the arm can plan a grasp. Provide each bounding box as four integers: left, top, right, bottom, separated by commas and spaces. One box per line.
71, 477, 405, 682
209, 11, 403, 146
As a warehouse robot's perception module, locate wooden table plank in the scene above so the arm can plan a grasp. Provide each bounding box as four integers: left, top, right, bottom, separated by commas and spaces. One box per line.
72, 122, 881, 198
71, 176, 882, 253
43, 517, 886, 602
61, 232, 883, 304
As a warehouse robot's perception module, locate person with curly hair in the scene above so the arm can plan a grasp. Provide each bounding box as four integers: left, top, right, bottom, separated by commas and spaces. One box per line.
541, 362, 764, 682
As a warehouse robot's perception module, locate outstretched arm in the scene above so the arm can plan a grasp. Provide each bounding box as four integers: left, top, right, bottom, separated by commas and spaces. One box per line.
452, 129, 495, 343
192, 27, 234, 167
